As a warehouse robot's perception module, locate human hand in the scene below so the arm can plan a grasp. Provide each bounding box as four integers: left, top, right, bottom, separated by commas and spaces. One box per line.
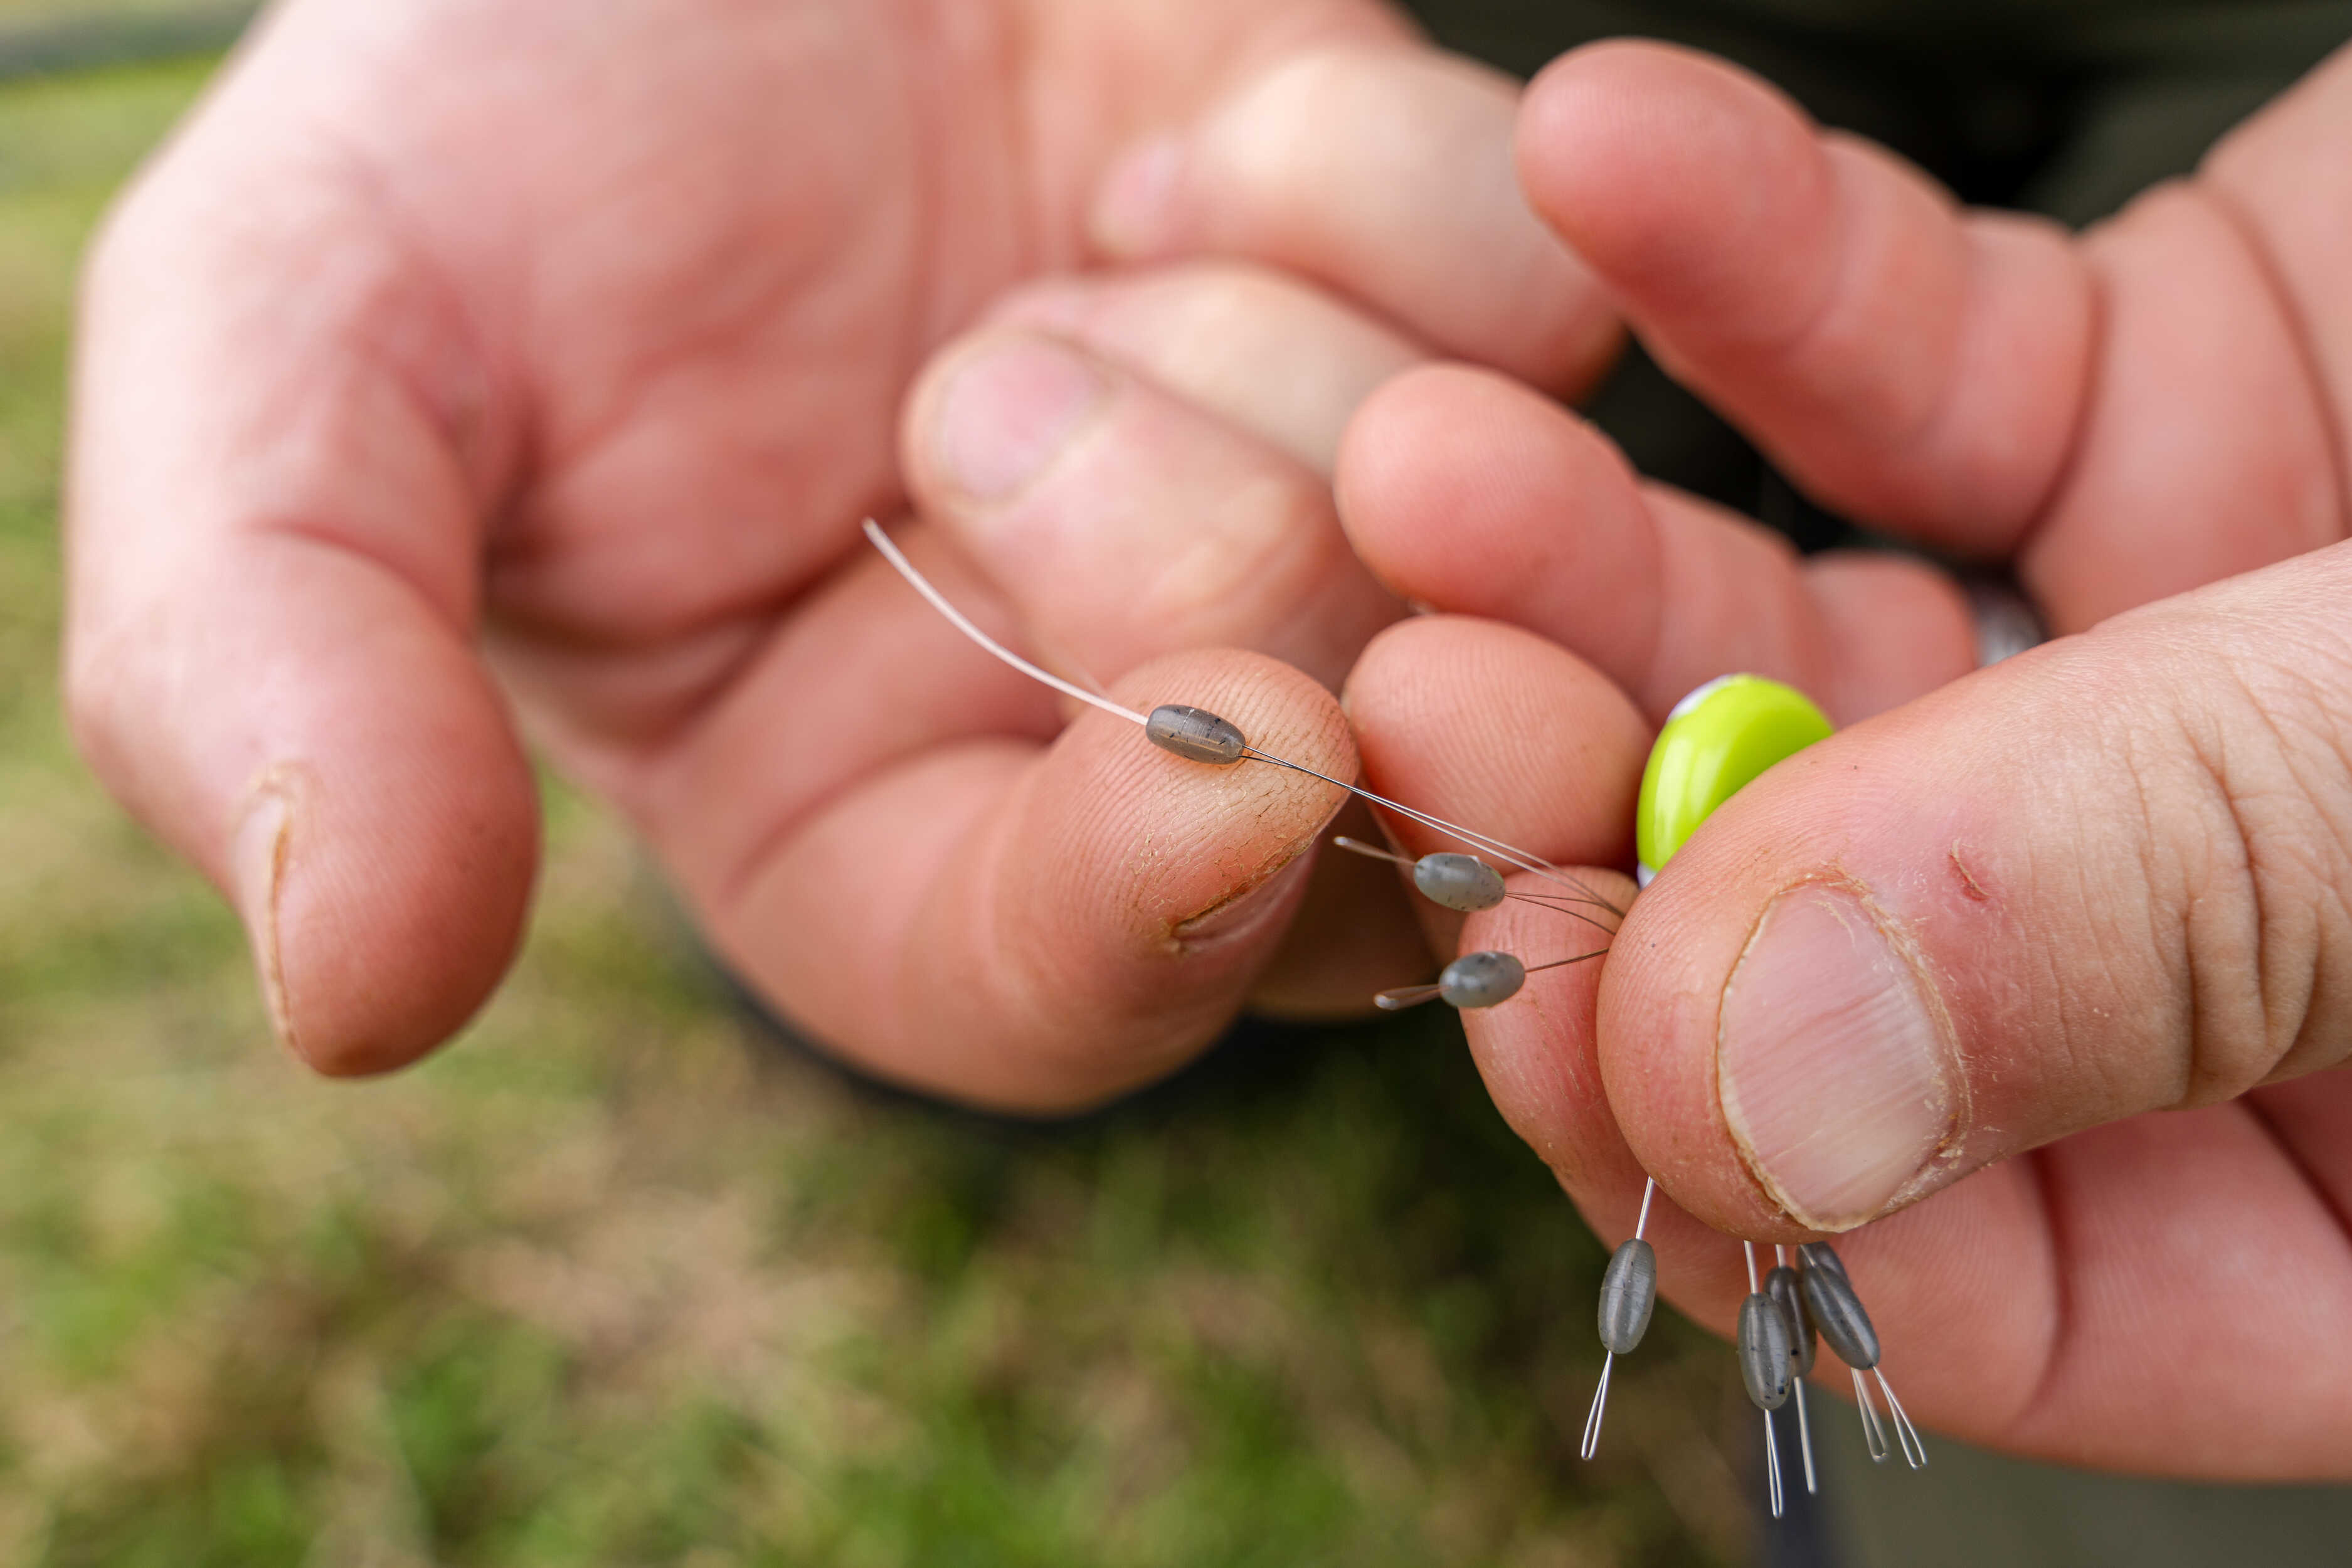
63, 0, 1619, 1106
1321, 41, 2352, 1474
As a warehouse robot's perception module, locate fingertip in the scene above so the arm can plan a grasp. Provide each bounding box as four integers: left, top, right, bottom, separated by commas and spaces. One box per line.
1103, 644, 1359, 835
1343, 613, 1648, 871
236, 694, 540, 1080
1455, 865, 1641, 1185
944, 645, 1361, 1107
70, 544, 546, 1081
905, 321, 1397, 693
1518, 40, 1831, 341
1337, 364, 1661, 686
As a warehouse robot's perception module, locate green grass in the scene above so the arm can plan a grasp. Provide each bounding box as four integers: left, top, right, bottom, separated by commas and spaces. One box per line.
0, 36, 1747, 1568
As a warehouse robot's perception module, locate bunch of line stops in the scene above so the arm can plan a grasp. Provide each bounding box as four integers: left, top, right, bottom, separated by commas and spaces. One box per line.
864, 522, 1926, 1520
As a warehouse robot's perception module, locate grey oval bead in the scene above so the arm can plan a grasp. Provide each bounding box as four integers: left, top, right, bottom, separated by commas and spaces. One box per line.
1737, 1292, 1795, 1410
1597, 1238, 1657, 1355
1439, 950, 1525, 1009
1766, 1264, 1816, 1376
1145, 704, 1246, 765
1413, 853, 1507, 912
1799, 1255, 1881, 1370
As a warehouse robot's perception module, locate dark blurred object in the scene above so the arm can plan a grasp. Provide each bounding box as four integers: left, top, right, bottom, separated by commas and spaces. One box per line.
0, 3, 253, 84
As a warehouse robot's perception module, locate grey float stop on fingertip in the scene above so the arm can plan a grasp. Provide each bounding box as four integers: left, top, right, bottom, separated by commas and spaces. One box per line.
1145, 704, 1247, 765
1438, 950, 1525, 1009
1413, 852, 1508, 912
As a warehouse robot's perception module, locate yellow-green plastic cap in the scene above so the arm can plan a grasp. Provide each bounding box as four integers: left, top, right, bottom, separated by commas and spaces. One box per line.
1635, 675, 1833, 882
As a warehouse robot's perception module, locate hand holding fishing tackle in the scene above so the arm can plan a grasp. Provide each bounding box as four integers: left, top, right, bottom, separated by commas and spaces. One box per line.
1268, 33, 2352, 1483
66, 0, 1631, 1096
873, 517, 1933, 1520
60, 0, 2352, 1488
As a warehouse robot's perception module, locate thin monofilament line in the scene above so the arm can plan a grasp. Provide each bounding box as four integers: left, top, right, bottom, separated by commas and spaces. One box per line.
1332, 838, 1619, 933
863, 517, 1626, 919
863, 519, 1147, 729
1524, 950, 1609, 973
1507, 894, 1624, 938
1241, 748, 1627, 918
1512, 888, 1624, 917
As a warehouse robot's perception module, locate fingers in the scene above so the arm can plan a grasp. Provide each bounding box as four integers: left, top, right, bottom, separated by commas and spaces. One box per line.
1595, 543, 2352, 1241
902, 263, 1433, 1016
1345, 615, 1649, 877
1339, 556, 2352, 1475
1517, 41, 2093, 554
647, 534, 1359, 1110
1341, 614, 1748, 1300
985, 262, 1419, 477
66, 140, 536, 1075
2020, 172, 2346, 630
1337, 364, 1975, 724
903, 267, 1408, 692
1515, 40, 2350, 632
1091, 46, 1621, 394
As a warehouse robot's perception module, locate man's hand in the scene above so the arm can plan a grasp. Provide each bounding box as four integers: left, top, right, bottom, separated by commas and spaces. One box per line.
1315, 41, 2352, 1475
64, 0, 1619, 1105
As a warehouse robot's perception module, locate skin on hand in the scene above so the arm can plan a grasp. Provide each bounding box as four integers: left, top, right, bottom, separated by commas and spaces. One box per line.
63, 0, 1625, 1103
1305, 40, 2352, 1475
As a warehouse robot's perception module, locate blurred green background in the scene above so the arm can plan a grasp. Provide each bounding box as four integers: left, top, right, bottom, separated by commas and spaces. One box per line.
0, 8, 1759, 1564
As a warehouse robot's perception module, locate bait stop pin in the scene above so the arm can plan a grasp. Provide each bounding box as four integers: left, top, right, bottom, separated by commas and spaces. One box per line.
862, 521, 1922, 1522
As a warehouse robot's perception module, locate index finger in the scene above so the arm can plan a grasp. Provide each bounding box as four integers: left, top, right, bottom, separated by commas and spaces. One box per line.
641, 526, 1362, 1111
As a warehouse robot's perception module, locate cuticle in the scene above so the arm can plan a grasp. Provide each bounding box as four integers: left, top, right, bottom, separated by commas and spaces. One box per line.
1715, 871, 1971, 1231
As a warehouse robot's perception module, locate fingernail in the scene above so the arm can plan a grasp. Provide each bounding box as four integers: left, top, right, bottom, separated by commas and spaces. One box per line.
1174, 850, 1315, 950
1089, 134, 1187, 257
932, 336, 1108, 502
1718, 884, 1955, 1229
231, 771, 301, 1060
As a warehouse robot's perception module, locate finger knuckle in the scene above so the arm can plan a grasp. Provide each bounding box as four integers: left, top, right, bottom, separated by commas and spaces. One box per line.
2166, 633, 2352, 1101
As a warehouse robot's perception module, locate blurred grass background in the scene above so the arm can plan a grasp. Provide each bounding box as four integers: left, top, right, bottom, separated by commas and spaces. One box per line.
0, 9, 1755, 1565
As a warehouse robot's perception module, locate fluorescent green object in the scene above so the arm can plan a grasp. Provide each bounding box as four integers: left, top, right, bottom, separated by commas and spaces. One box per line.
1635, 675, 1832, 884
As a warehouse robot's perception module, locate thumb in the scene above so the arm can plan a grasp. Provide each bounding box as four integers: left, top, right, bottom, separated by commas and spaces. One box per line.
1601, 543, 2352, 1236
66, 101, 538, 1076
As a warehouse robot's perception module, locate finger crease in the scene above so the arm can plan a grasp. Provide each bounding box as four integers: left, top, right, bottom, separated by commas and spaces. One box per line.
2192, 178, 2352, 543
